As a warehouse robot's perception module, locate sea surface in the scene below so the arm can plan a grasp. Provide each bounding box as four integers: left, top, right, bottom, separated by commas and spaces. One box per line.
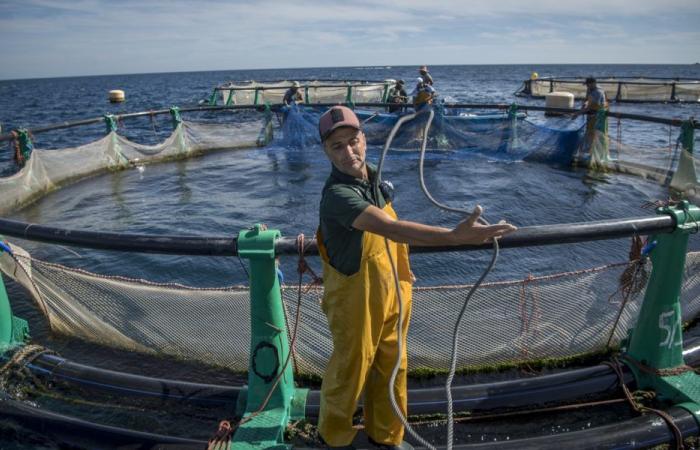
0, 64, 700, 447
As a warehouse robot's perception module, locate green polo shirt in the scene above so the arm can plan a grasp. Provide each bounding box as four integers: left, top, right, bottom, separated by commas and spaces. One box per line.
319, 163, 387, 276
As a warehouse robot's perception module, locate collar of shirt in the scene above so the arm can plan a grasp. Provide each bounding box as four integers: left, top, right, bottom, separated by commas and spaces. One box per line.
330, 162, 377, 186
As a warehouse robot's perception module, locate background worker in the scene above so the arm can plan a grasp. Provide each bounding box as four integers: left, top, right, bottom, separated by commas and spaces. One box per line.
411, 78, 436, 111
387, 80, 408, 113
283, 81, 304, 105
579, 76, 610, 168
418, 65, 433, 86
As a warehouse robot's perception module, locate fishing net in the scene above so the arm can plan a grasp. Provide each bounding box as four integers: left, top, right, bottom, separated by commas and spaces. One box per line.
0, 120, 268, 215
3, 106, 696, 215
1, 243, 699, 375
522, 78, 700, 102
0, 104, 698, 375
217, 80, 391, 106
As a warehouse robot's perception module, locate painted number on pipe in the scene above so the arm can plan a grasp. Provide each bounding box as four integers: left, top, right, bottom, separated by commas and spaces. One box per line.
658, 309, 682, 349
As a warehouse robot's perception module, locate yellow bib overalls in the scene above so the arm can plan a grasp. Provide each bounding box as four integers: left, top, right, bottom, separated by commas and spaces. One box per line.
317, 202, 413, 447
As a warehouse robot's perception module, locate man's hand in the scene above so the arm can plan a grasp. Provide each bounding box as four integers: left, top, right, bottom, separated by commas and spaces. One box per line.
450, 205, 517, 245
352, 204, 516, 247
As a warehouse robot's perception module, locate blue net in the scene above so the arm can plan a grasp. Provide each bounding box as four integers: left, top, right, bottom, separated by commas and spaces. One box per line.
279, 104, 322, 149
288, 105, 586, 166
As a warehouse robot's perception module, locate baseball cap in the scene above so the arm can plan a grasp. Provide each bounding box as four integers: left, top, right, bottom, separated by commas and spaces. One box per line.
319, 106, 361, 141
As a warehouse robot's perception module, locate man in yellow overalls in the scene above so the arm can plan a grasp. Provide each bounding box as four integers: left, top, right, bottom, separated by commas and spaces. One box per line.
317, 106, 516, 449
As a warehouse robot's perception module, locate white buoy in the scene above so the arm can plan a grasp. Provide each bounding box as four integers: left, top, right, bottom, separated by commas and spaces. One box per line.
545, 91, 574, 116
109, 90, 125, 103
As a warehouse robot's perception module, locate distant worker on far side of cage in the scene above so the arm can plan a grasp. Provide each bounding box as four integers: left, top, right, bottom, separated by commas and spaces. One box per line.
387, 80, 408, 113
283, 81, 304, 106
577, 76, 610, 170
419, 65, 433, 86
411, 77, 436, 111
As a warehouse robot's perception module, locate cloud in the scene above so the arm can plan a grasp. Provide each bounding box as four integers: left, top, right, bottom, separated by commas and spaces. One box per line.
0, 0, 698, 78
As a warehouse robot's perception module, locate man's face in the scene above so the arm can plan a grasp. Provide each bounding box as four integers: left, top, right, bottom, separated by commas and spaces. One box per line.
323, 127, 367, 178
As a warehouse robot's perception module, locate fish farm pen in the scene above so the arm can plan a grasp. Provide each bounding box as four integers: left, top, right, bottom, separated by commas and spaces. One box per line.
515, 76, 700, 103
0, 94, 698, 449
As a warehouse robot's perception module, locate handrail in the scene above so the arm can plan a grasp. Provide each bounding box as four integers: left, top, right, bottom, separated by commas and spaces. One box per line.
528, 76, 700, 85
1, 103, 697, 143
0, 215, 676, 256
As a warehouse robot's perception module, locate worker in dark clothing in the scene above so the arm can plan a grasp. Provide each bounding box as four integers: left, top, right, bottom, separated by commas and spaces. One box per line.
387, 80, 408, 113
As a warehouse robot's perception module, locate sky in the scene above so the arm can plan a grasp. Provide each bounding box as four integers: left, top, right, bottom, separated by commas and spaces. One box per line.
1, 0, 699, 80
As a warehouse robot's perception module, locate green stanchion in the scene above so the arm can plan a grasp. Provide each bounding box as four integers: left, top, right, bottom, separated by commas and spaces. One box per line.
670, 120, 698, 191
679, 120, 696, 155
381, 82, 390, 103
208, 89, 218, 106
257, 104, 274, 147
15, 129, 33, 166
104, 114, 118, 133
169, 106, 182, 130
253, 88, 260, 106
0, 240, 30, 351
624, 201, 700, 423
507, 103, 518, 119
345, 84, 354, 108
232, 225, 307, 449
225, 89, 235, 106
304, 86, 310, 104
595, 108, 608, 133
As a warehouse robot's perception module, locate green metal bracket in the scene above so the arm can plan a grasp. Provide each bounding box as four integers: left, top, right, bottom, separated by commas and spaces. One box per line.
15, 129, 33, 166
208, 89, 218, 106
256, 104, 274, 148
669, 120, 698, 193
345, 84, 354, 108
253, 88, 260, 106
624, 201, 700, 423
679, 119, 695, 155
232, 225, 306, 449
507, 103, 518, 119
0, 240, 30, 352
226, 89, 235, 106
304, 86, 310, 104
381, 82, 390, 103
594, 108, 608, 133
104, 114, 118, 133
169, 106, 182, 129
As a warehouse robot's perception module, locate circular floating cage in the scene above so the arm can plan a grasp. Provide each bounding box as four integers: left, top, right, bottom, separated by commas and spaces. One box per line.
515, 76, 700, 103
0, 99, 699, 448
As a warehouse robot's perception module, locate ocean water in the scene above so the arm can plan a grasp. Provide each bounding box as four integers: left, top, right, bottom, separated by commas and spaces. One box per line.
1, 65, 700, 446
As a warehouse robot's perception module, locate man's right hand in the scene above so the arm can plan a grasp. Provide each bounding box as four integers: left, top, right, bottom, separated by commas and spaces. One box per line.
450, 206, 517, 245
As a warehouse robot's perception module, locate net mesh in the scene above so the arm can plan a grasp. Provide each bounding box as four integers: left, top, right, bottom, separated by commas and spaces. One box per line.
218, 80, 390, 105
2, 107, 697, 215
0, 120, 265, 215
0, 106, 698, 375
526, 78, 700, 102
1, 244, 699, 375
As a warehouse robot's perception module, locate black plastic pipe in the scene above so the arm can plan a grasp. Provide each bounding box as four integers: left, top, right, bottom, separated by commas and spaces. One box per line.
1, 102, 696, 142
1, 397, 697, 449
23, 339, 700, 417
0, 215, 677, 256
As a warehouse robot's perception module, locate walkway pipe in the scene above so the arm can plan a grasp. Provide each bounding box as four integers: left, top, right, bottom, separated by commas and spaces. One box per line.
1, 103, 697, 142
0, 215, 678, 256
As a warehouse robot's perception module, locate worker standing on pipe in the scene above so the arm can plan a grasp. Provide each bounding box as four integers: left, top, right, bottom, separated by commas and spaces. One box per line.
579, 76, 610, 170
316, 106, 516, 449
